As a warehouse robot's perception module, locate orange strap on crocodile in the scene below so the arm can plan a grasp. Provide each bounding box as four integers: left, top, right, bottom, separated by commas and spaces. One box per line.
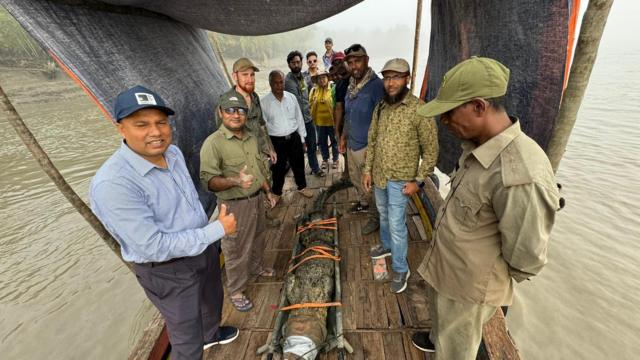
287, 246, 341, 274
280, 302, 342, 311
296, 217, 338, 233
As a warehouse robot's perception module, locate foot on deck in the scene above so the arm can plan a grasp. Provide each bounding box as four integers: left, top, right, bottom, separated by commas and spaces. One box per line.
411, 331, 436, 353
390, 269, 410, 294
370, 245, 391, 259
203, 326, 240, 350
361, 218, 379, 235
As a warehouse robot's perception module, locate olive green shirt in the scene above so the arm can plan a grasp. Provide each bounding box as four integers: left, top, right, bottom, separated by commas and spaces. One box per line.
417, 120, 560, 307
363, 93, 438, 187
199, 126, 267, 200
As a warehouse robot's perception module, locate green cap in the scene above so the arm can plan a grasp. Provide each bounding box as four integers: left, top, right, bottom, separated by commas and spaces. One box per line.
418, 56, 510, 117
232, 57, 259, 72
380, 58, 410, 74
218, 91, 248, 110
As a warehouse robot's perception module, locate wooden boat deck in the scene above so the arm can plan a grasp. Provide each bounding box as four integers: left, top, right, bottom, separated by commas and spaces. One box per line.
206, 166, 433, 359
130, 163, 519, 360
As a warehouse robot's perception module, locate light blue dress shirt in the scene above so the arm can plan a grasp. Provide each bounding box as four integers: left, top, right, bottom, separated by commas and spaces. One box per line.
90, 141, 225, 263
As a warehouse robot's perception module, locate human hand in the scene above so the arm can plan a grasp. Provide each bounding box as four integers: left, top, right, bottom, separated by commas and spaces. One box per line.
402, 181, 419, 196
235, 165, 254, 189
269, 150, 277, 165
338, 136, 346, 154
362, 174, 372, 193
266, 192, 279, 209
218, 204, 236, 235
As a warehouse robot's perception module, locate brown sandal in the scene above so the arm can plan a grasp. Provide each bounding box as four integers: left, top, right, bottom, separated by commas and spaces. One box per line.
230, 293, 253, 312
256, 267, 276, 278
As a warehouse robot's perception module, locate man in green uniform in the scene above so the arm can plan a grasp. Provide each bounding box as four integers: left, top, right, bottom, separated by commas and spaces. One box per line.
411, 57, 560, 358
362, 58, 438, 294
200, 92, 279, 312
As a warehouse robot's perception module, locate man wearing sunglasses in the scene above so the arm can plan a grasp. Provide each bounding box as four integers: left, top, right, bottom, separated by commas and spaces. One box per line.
200, 92, 279, 313
303, 50, 319, 92
285, 50, 325, 177
339, 43, 384, 235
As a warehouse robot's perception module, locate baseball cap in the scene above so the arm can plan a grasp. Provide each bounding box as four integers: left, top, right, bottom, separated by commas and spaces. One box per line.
218, 91, 248, 110
232, 57, 259, 72
332, 51, 345, 63
418, 56, 510, 117
380, 58, 410, 74
325, 37, 333, 43
113, 85, 174, 122
344, 43, 368, 59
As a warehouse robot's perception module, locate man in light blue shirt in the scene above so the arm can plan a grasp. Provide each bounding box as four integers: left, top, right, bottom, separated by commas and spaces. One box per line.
90, 85, 238, 360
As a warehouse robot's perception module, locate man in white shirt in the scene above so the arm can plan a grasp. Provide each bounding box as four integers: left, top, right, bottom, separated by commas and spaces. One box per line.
261, 70, 314, 200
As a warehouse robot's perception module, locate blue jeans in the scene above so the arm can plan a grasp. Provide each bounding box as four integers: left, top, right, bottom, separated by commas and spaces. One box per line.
374, 181, 410, 273
316, 125, 339, 162
304, 121, 320, 172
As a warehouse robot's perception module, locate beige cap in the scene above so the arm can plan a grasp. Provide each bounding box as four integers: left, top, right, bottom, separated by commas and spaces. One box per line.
311, 68, 330, 79
232, 57, 259, 72
380, 58, 410, 74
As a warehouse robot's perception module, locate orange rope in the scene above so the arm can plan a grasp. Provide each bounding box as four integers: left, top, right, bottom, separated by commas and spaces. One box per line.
289, 245, 335, 262
280, 302, 342, 311
296, 217, 338, 233
287, 253, 341, 273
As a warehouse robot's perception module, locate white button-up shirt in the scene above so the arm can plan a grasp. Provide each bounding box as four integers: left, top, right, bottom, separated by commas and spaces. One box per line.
260, 91, 307, 140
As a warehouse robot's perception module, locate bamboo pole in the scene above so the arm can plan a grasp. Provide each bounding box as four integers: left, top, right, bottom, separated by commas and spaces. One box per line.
0, 83, 132, 272
410, 0, 424, 93
547, 0, 613, 172
210, 33, 233, 87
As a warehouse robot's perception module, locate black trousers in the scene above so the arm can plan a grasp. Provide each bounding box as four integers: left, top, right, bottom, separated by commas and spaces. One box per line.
270, 132, 307, 195
133, 245, 223, 360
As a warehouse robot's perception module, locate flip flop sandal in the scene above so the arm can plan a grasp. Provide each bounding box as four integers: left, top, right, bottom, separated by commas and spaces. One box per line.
257, 267, 276, 277
230, 294, 253, 312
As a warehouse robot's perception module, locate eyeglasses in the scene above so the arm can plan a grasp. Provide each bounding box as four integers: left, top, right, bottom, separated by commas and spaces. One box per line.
382, 75, 408, 82
308, 59, 317, 64
344, 44, 364, 55
223, 107, 247, 115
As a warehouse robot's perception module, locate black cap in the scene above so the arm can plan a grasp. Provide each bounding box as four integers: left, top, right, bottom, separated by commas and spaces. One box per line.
113, 85, 175, 122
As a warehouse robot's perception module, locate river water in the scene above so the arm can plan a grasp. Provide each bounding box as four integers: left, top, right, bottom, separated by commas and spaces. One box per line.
2, 13, 640, 360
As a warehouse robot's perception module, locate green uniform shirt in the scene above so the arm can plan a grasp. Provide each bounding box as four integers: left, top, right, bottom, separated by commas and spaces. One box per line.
417, 120, 560, 307
364, 93, 439, 187
199, 126, 267, 200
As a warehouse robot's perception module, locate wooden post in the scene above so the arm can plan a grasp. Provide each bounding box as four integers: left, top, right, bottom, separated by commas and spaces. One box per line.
210, 33, 233, 87
411, 0, 424, 93
0, 83, 132, 272
547, 0, 613, 172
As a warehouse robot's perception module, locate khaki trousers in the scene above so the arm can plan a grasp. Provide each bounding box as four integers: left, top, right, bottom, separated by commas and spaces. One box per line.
347, 147, 378, 219
220, 193, 266, 295
428, 285, 498, 360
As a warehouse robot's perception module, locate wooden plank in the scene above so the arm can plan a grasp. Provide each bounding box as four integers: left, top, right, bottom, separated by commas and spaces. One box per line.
383, 284, 403, 328
244, 331, 270, 360
360, 332, 385, 360
411, 215, 428, 241
242, 284, 270, 329
370, 283, 389, 329
479, 309, 521, 360
343, 332, 364, 360
341, 282, 357, 330
128, 310, 167, 360
402, 331, 430, 360
254, 284, 282, 329
382, 332, 406, 359
358, 244, 372, 281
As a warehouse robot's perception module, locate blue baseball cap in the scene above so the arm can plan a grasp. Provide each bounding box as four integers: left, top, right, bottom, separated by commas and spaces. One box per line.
113, 85, 175, 122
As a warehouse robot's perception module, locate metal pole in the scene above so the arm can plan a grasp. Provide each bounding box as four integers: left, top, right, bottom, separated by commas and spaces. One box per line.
410, 0, 424, 93
547, 0, 614, 172
0, 83, 132, 271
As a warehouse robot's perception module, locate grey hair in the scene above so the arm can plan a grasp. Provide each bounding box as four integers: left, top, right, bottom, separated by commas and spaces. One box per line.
268, 70, 285, 84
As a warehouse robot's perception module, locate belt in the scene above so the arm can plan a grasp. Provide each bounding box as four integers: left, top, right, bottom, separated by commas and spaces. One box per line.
224, 189, 263, 202
137, 257, 185, 268
271, 132, 297, 140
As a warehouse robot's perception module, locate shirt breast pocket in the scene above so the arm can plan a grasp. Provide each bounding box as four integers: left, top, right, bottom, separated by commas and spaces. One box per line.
222, 157, 245, 178
452, 191, 483, 230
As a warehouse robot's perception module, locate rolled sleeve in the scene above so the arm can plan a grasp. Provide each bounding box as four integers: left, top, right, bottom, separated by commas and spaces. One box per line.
417, 116, 439, 179
199, 137, 222, 190
493, 182, 559, 282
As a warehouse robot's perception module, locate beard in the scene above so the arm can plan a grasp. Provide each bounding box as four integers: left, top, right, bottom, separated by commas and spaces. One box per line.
237, 82, 255, 94
384, 86, 409, 105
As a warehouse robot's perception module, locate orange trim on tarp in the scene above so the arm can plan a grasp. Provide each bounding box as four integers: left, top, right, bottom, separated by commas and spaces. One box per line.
419, 64, 429, 100
564, 0, 581, 90
47, 51, 114, 122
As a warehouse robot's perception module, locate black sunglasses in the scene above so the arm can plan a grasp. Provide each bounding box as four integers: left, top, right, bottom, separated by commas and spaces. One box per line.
223, 107, 247, 115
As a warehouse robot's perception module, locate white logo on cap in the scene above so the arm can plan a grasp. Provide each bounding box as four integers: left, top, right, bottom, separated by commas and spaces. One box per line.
135, 93, 157, 105
229, 96, 239, 101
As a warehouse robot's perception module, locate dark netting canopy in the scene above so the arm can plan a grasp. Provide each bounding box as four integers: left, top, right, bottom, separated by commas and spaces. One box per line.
0, 0, 574, 211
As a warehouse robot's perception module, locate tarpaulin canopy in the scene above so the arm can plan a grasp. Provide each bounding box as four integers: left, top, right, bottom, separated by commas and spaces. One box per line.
0, 0, 575, 210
